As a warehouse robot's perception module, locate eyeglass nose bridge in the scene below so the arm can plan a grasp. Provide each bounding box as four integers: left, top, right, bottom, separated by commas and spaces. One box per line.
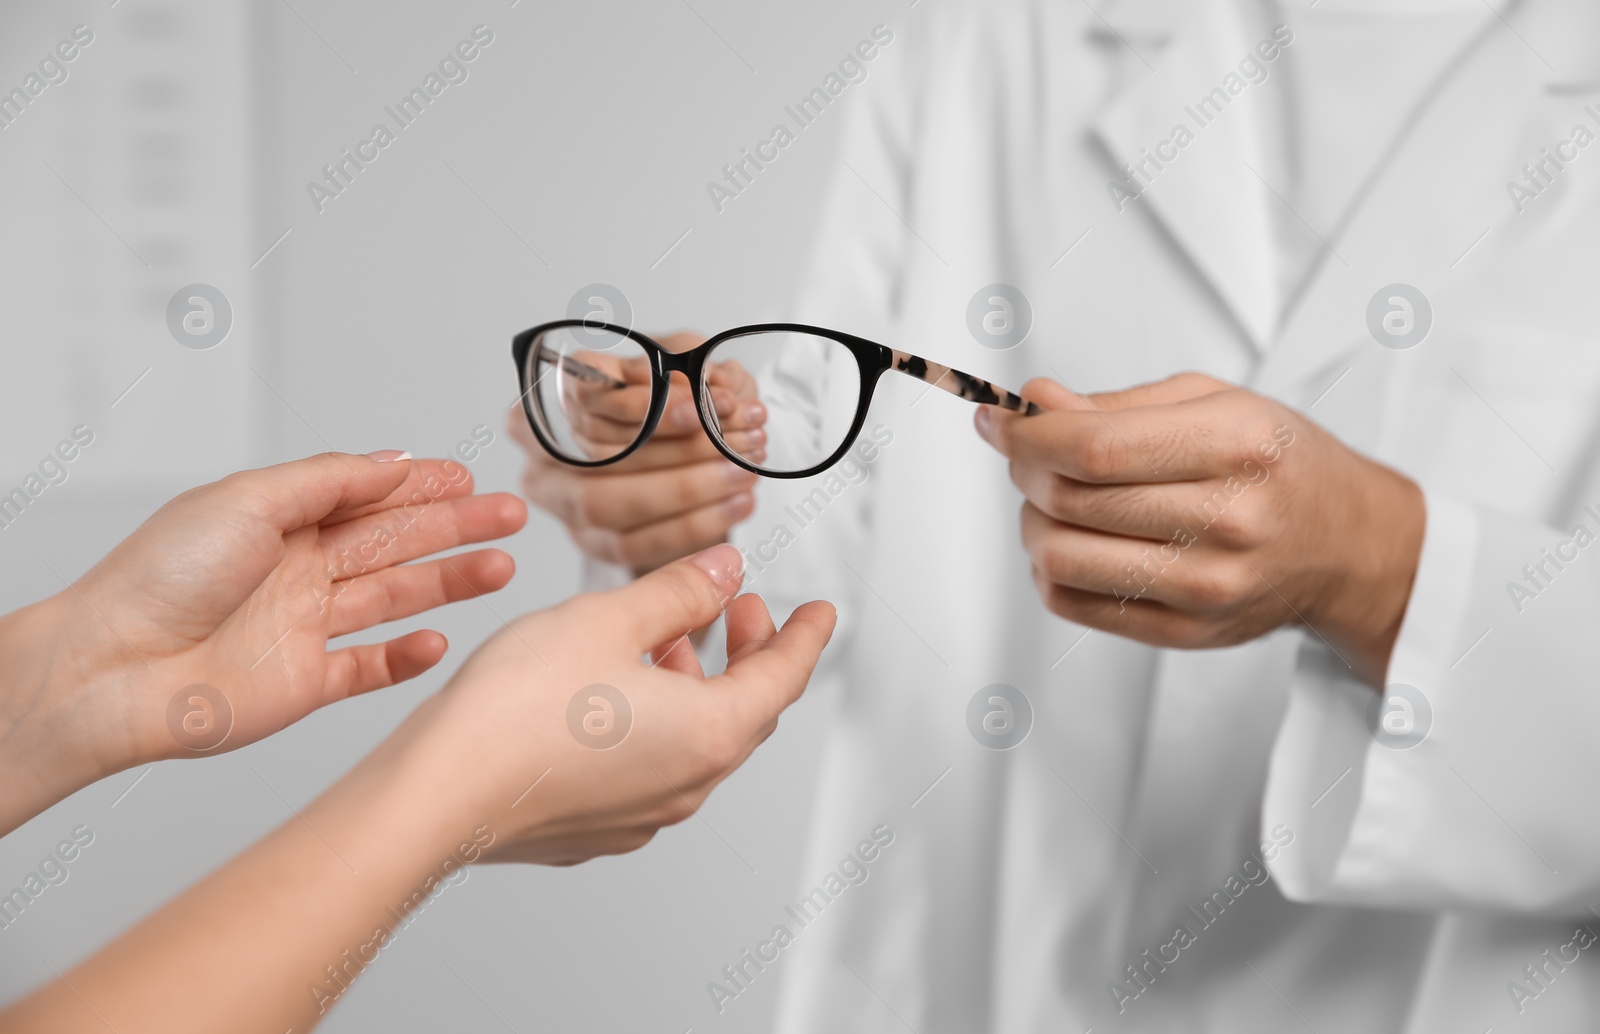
639, 342, 725, 444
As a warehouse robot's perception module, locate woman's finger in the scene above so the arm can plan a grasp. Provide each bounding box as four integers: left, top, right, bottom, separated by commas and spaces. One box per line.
323, 629, 449, 699
226, 452, 414, 532
725, 593, 778, 664
650, 632, 705, 676
324, 549, 516, 638
718, 600, 837, 721
319, 492, 527, 578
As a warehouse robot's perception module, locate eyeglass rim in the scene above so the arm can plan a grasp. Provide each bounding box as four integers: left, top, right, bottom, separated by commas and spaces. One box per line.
512, 319, 895, 479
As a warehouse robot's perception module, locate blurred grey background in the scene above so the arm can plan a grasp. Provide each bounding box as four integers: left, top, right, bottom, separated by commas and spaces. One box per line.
0, 0, 907, 1029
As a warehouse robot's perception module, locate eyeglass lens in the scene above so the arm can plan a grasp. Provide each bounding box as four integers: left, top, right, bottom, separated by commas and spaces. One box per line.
701, 331, 861, 474
524, 325, 653, 463
525, 326, 864, 474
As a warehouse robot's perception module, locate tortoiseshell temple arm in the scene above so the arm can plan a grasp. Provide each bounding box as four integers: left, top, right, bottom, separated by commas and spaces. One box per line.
889, 350, 1042, 415
535, 350, 629, 390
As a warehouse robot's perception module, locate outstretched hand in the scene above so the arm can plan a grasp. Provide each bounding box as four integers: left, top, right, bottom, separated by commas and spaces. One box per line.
397, 543, 836, 867
0, 451, 526, 832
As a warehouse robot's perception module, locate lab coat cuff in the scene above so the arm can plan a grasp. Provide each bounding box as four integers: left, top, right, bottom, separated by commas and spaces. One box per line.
1262, 489, 1479, 902
1385, 488, 1480, 699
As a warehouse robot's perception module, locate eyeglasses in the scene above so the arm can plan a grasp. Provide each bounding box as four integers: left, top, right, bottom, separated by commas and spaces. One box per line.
513, 320, 1040, 479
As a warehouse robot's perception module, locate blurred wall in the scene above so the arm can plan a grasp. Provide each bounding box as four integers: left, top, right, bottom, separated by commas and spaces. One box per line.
0, 1, 909, 1030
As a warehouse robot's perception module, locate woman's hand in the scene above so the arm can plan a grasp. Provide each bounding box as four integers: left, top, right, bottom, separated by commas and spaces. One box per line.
0, 544, 832, 1034
403, 543, 836, 866
0, 451, 526, 832
976, 373, 1425, 686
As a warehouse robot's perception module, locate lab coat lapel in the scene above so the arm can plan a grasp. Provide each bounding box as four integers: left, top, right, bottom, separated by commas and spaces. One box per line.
1087, 0, 1279, 353
1260, 0, 1587, 418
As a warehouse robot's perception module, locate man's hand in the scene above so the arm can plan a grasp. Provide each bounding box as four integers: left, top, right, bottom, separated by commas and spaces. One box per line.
975, 373, 1425, 686
511, 332, 768, 576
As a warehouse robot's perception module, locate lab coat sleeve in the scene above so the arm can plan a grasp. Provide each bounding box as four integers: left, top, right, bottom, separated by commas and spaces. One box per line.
1264, 486, 1600, 912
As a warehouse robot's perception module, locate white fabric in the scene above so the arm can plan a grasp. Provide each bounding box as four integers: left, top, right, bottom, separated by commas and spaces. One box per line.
667, 1, 1600, 1031
1256, 0, 1487, 314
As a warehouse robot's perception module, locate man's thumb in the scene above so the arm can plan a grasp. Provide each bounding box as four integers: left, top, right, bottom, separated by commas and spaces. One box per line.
1020, 377, 1088, 412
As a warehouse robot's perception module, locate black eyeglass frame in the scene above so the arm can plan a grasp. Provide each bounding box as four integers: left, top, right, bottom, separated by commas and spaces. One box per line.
512, 319, 1040, 480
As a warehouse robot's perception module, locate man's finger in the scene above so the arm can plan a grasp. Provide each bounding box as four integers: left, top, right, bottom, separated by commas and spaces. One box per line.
1020, 503, 1254, 613
561, 459, 758, 532
1019, 503, 1165, 600
603, 428, 762, 472
570, 492, 754, 571
659, 373, 707, 436
1058, 371, 1230, 412
982, 392, 1254, 483
1010, 462, 1204, 541
1031, 572, 1210, 649
565, 380, 654, 428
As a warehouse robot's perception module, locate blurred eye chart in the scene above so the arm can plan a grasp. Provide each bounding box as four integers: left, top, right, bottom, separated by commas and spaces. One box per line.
0, 2, 260, 499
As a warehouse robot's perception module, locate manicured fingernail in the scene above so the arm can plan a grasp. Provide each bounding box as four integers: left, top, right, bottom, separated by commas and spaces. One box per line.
725, 462, 758, 486
742, 402, 767, 425
689, 542, 744, 587
367, 450, 412, 462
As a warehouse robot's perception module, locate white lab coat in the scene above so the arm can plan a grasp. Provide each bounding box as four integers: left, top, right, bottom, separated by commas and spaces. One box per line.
691, 0, 1600, 1031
